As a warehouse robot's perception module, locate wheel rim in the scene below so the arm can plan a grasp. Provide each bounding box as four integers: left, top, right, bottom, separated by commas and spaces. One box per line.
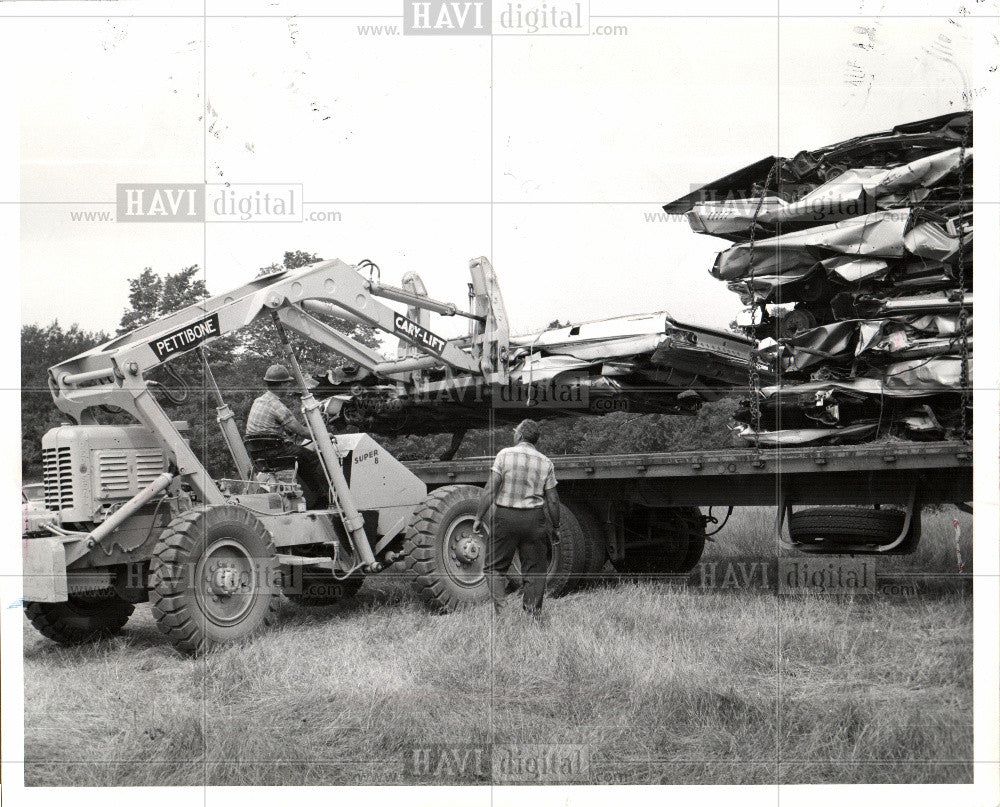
195, 537, 260, 626
441, 515, 486, 588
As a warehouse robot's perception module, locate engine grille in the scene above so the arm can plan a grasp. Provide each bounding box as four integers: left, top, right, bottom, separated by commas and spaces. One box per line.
97, 451, 131, 497
42, 446, 73, 511
135, 449, 167, 485
96, 449, 167, 499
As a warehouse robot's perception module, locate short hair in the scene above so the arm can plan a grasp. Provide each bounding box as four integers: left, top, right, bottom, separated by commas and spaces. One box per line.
263, 379, 289, 391
515, 419, 541, 444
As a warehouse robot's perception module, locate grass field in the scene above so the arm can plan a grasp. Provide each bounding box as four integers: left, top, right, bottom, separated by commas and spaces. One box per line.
22, 507, 973, 786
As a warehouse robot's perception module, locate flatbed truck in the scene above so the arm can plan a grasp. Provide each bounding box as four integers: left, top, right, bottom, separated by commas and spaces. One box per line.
401, 440, 972, 598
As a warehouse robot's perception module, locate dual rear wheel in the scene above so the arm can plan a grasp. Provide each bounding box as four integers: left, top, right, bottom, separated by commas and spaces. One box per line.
611, 506, 707, 575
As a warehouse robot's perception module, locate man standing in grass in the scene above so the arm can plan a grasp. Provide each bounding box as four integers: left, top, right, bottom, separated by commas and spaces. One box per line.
472, 419, 561, 616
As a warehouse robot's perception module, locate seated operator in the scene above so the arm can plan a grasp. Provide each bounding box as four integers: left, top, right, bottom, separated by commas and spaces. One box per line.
245, 364, 330, 509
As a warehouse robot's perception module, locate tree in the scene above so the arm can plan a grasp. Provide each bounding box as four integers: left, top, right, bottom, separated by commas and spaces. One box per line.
118, 265, 206, 334
109, 265, 232, 473
21, 322, 108, 477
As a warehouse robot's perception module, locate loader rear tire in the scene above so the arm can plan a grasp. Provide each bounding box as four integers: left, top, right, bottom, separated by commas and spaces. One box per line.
149, 506, 281, 654
406, 484, 491, 611
25, 593, 134, 645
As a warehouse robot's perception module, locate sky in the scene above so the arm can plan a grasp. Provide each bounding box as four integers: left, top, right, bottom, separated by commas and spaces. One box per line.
16, 8, 981, 346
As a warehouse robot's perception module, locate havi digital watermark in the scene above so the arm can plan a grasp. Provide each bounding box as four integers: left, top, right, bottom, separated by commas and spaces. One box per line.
403, 0, 590, 36
116, 183, 305, 223
405, 743, 590, 782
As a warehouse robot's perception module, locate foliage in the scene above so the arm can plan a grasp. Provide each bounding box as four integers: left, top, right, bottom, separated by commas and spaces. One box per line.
21, 322, 109, 476
236, 250, 381, 381
537, 399, 740, 456
118, 265, 206, 334
379, 398, 741, 461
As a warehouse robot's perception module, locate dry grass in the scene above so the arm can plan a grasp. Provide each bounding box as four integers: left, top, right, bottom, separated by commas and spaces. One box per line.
22, 507, 973, 786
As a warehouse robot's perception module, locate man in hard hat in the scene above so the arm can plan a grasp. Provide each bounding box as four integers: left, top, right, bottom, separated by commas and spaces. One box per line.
472, 419, 560, 617
245, 364, 329, 509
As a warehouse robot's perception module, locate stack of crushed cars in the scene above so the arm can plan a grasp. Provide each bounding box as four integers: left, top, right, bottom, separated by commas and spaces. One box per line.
663, 112, 973, 446
313, 311, 764, 437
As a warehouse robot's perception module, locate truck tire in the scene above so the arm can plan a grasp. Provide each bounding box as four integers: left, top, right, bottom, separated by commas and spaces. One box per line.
406, 485, 491, 611
563, 500, 608, 586
508, 504, 585, 597
612, 506, 706, 575
676, 507, 708, 572
25, 593, 134, 645
149, 506, 281, 654
286, 571, 363, 606
788, 507, 906, 545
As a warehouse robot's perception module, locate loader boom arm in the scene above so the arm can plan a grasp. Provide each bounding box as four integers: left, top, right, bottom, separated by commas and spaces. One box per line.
47, 257, 510, 506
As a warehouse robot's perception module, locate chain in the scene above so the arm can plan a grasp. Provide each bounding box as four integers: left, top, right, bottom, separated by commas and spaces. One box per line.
955, 119, 970, 442
743, 159, 780, 453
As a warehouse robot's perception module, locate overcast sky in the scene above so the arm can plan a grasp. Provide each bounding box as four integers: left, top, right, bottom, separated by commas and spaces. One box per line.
16, 8, 980, 345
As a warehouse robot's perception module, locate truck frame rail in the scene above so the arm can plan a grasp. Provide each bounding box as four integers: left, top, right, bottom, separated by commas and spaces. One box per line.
405, 440, 972, 508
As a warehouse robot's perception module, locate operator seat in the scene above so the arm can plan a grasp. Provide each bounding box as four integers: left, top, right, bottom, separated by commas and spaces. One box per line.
243, 435, 299, 474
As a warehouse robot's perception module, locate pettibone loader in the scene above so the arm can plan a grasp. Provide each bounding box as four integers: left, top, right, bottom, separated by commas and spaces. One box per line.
23, 257, 555, 652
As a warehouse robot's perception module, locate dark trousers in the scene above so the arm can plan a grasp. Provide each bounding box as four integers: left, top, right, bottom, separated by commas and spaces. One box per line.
253, 443, 330, 510
484, 505, 550, 614
288, 446, 330, 510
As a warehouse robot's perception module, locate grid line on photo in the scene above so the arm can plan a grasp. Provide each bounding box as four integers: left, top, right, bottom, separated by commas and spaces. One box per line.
201, 6, 208, 801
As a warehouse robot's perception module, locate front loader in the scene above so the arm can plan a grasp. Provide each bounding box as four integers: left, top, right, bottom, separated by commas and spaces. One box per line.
22, 257, 510, 653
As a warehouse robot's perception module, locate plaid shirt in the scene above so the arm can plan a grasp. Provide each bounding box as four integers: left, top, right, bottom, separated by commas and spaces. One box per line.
491, 441, 557, 509
246, 390, 301, 439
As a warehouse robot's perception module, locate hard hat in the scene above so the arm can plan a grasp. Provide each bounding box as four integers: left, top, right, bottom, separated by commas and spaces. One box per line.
264, 364, 294, 383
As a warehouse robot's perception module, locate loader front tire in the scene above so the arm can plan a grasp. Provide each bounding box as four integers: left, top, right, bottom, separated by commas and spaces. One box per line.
149, 506, 281, 654
25, 593, 134, 645
406, 484, 491, 611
